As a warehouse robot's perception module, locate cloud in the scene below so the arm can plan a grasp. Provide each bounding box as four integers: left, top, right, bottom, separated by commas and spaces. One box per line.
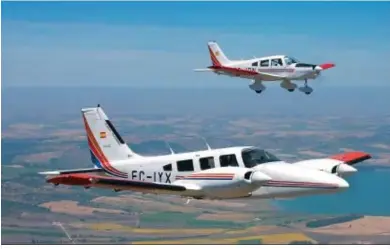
2, 20, 390, 87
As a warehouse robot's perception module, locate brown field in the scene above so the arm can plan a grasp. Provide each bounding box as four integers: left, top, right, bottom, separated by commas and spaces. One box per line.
39, 201, 127, 216
14, 151, 64, 163
80, 223, 226, 235
91, 195, 199, 213
307, 216, 390, 235
132, 232, 316, 244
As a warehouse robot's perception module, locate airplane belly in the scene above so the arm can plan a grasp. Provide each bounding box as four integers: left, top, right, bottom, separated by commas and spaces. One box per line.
250, 186, 339, 199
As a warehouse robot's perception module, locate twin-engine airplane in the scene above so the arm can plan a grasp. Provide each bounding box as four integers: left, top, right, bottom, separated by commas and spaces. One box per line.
194, 41, 335, 95
40, 105, 371, 201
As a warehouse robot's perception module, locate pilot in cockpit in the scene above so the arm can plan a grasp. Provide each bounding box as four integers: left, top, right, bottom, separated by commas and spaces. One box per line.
284, 56, 299, 66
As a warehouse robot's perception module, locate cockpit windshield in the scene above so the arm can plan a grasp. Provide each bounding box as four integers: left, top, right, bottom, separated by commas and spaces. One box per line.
284, 56, 299, 65
242, 148, 281, 168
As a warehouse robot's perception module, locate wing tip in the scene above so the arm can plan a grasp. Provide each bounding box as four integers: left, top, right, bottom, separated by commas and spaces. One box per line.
330, 151, 372, 165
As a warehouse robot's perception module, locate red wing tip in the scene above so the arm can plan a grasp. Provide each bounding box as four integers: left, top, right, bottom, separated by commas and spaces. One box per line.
330, 151, 372, 165
47, 173, 94, 185
320, 63, 335, 70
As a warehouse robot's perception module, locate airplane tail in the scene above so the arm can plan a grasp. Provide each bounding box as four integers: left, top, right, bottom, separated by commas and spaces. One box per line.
82, 105, 142, 176
207, 41, 231, 66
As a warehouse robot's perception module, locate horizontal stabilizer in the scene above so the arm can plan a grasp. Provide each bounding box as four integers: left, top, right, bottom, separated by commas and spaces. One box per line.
38, 168, 104, 176
193, 68, 213, 72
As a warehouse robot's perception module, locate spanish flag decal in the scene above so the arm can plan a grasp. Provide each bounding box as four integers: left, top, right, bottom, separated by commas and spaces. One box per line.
100, 132, 107, 138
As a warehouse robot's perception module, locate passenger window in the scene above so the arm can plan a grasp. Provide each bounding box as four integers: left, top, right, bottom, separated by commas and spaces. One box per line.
219, 154, 239, 167
199, 157, 215, 170
252, 61, 258, 67
271, 59, 283, 67
260, 60, 269, 67
177, 159, 194, 172
163, 164, 172, 171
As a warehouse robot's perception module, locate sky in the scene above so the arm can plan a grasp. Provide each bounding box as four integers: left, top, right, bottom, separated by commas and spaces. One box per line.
2, 1, 390, 88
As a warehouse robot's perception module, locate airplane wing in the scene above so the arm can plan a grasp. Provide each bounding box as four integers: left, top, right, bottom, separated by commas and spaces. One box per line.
39, 168, 104, 176
329, 151, 372, 165
46, 173, 197, 196
198, 66, 285, 80
293, 151, 372, 176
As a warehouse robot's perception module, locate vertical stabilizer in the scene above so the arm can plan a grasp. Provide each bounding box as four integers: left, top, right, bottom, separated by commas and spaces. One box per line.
207, 41, 231, 66
81, 105, 141, 177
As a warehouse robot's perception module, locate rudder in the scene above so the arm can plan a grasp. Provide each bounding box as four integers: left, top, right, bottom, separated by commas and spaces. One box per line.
207, 41, 230, 66
81, 105, 141, 175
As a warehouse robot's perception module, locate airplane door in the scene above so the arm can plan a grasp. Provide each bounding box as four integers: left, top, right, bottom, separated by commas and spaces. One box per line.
271, 58, 286, 76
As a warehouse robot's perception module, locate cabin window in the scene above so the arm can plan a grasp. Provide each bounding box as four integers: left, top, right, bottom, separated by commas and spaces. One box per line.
219, 154, 239, 167
260, 60, 269, 67
271, 58, 283, 67
163, 164, 172, 171
199, 157, 215, 170
252, 61, 258, 67
177, 159, 194, 172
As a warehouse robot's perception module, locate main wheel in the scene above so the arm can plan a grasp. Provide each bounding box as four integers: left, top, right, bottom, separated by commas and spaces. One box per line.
255, 90, 262, 94
288, 89, 294, 92
305, 91, 311, 95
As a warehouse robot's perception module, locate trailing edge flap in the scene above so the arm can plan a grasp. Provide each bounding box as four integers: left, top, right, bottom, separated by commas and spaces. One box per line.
94, 177, 187, 192
38, 168, 104, 176
329, 151, 372, 165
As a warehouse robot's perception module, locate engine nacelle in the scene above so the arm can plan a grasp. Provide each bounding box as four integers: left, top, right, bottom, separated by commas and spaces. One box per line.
293, 158, 358, 177
174, 167, 272, 199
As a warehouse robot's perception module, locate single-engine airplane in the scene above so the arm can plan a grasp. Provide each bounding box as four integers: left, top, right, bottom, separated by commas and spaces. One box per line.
194, 41, 335, 95
40, 105, 370, 201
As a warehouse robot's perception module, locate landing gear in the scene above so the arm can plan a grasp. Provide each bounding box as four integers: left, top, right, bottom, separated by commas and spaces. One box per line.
54, 183, 59, 186
280, 80, 297, 92
249, 80, 266, 94
299, 79, 313, 95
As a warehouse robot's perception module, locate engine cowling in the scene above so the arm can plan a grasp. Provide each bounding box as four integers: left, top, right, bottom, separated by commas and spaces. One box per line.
293, 158, 358, 178
175, 167, 272, 199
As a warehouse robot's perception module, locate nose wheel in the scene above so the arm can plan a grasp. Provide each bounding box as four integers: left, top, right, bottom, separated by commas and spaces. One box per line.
299, 79, 313, 95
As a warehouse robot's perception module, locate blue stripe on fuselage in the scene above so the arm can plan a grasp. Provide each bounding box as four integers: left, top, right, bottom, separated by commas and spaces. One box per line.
90, 150, 103, 169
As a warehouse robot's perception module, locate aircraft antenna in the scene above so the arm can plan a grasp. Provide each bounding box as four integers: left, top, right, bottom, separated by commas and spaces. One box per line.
95, 103, 104, 120
165, 141, 175, 154
52, 221, 75, 244
199, 136, 211, 150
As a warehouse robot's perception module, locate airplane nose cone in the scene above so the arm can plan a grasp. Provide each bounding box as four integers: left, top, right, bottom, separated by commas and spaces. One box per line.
251, 171, 272, 184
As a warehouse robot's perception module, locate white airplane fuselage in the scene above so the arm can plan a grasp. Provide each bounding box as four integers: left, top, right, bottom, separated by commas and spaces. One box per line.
195, 41, 335, 95
106, 146, 350, 200
43, 106, 362, 201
